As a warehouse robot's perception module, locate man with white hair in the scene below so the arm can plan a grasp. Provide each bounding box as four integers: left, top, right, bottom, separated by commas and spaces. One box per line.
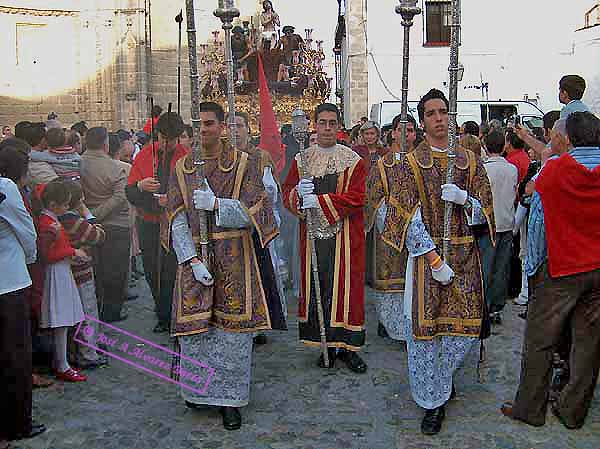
352, 121, 387, 169
503, 111, 600, 429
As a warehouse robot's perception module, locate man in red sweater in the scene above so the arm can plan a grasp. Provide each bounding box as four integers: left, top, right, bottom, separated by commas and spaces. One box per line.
502, 111, 600, 430
126, 112, 188, 333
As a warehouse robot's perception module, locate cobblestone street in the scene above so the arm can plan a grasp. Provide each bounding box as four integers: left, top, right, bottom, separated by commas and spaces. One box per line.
18, 279, 600, 449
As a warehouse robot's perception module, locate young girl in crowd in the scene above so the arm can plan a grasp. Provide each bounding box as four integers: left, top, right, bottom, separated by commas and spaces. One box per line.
36, 179, 87, 382
58, 180, 107, 369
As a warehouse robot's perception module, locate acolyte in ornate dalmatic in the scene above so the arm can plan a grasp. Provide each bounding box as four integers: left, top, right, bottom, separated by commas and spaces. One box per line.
168, 142, 281, 335
365, 151, 409, 340
282, 144, 367, 351
167, 141, 283, 407
381, 141, 495, 409
355, 143, 389, 288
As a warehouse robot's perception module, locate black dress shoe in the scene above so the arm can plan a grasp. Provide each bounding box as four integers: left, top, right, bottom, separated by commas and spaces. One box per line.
421, 405, 445, 435
219, 407, 242, 430
185, 401, 203, 410
253, 334, 268, 345
317, 348, 337, 369
153, 322, 169, 333
337, 349, 367, 374
12, 422, 47, 440
551, 403, 583, 430
377, 322, 389, 338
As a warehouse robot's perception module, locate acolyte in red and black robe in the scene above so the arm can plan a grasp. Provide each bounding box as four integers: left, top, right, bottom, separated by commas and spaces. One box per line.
283, 144, 367, 351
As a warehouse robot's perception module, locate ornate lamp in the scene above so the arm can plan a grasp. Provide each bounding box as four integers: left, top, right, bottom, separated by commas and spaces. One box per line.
291, 107, 309, 142
214, 0, 240, 147
395, 0, 422, 154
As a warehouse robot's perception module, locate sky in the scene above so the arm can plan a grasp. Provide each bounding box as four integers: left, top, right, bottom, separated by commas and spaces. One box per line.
366, 0, 599, 111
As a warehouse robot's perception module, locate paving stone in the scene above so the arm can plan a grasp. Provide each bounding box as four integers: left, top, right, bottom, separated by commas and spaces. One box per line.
23, 283, 600, 449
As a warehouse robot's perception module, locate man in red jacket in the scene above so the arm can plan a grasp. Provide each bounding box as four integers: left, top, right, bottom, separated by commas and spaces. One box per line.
126, 112, 188, 333
502, 111, 600, 430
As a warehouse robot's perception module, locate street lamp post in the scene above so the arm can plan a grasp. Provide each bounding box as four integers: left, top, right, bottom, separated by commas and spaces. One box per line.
395, 0, 421, 155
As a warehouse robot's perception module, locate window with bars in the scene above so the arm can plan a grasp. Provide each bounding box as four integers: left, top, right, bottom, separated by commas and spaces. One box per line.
424, 1, 451, 46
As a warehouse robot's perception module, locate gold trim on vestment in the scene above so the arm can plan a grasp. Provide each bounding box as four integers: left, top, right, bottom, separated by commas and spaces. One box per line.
388, 196, 415, 220
247, 198, 264, 216
182, 154, 196, 175
299, 235, 311, 323
344, 160, 358, 191
322, 194, 340, 223
173, 322, 272, 337
414, 255, 483, 340
330, 223, 342, 327
431, 235, 474, 245
381, 202, 420, 254
233, 151, 249, 200
483, 206, 496, 246
414, 142, 470, 171
344, 217, 351, 324
218, 141, 238, 173
382, 153, 397, 169
467, 150, 477, 187
365, 197, 384, 233
250, 235, 272, 330
176, 158, 191, 211
406, 152, 427, 204
377, 158, 390, 198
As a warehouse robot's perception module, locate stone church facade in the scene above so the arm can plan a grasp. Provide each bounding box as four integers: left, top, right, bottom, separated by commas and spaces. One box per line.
0, 0, 368, 130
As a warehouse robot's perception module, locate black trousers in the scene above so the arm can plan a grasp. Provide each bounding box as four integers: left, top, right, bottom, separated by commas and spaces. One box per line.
137, 219, 177, 326
95, 225, 131, 321
0, 289, 32, 440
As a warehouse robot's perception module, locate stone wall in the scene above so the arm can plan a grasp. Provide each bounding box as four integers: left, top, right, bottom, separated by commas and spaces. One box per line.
0, 1, 149, 130
0, 0, 320, 131
341, 0, 369, 128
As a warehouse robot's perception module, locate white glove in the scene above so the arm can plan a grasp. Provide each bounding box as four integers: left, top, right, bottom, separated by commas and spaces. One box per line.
262, 167, 278, 201
297, 178, 315, 198
301, 193, 319, 209
441, 184, 468, 206
191, 260, 214, 286
193, 184, 216, 211
431, 262, 455, 285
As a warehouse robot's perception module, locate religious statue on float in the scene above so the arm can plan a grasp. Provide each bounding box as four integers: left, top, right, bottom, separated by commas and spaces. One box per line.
260, 0, 280, 51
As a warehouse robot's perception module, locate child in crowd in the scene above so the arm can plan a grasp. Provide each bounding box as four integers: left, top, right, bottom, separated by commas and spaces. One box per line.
36, 179, 87, 382
30, 128, 81, 181
58, 180, 107, 369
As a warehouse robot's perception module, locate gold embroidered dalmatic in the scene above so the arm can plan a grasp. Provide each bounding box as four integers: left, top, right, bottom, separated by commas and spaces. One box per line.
381, 141, 495, 340
365, 151, 409, 292
167, 142, 279, 336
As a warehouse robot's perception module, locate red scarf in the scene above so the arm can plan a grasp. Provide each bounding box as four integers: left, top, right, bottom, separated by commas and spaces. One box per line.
536, 153, 600, 277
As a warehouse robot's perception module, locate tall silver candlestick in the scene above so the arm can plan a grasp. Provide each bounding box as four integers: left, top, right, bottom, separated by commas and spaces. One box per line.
395, 0, 421, 155
214, 0, 240, 148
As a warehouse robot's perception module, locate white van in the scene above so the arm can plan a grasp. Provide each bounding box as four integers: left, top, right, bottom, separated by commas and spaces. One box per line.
370, 100, 545, 132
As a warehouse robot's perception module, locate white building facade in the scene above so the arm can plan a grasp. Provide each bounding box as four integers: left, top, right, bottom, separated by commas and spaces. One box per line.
340, 0, 600, 126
